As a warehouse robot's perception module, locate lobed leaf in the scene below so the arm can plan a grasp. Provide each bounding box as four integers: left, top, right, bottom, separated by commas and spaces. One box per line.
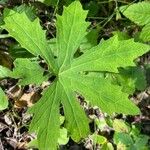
2, 1, 150, 150
3, 9, 57, 73
28, 81, 61, 150
71, 36, 150, 73
59, 77, 90, 141
56, 1, 90, 70
61, 71, 140, 115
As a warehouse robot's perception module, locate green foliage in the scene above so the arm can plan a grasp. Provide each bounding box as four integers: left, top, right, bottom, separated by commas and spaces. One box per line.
95, 117, 149, 150
80, 29, 99, 52
0, 65, 12, 78
140, 24, 150, 42
1, 1, 150, 149
0, 87, 8, 110
113, 119, 130, 133
91, 134, 107, 145
108, 67, 147, 94
3, 8, 57, 73
9, 44, 33, 59
12, 59, 48, 85
120, 2, 150, 42
111, 119, 149, 150
0, 0, 8, 5
0, 59, 47, 86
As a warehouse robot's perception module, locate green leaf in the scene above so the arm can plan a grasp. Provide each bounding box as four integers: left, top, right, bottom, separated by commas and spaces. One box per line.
28, 81, 61, 150
56, 1, 90, 69
119, 67, 147, 93
9, 44, 34, 59
0, 87, 8, 110
120, 2, 150, 43
58, 128, 69, 145
101, 143, 114, 150
13, 4, 37, 21
0, 65, 12, 78
61, 72, 140, 115
120, 2, 150, 26
12, 58, 47, 85
114, 132, 134, 146
91, 134, 107, 145
59, 77, 90, 141
134, 135, 149, 150
109, 67, 147, 94
3, 9, 57, 73
3, 1, 150, 150
140, 24, 150, 42
95, 118, 108, 131
113, 31, 130, 41
80, 29, 98, 52
71, 36, 150, 73
113, 119, 130, 133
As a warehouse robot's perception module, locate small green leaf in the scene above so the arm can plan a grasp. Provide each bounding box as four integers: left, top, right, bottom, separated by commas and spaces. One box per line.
114, 132, 134, 146
140, 24, 150, 42
0, 87, 8, 110
109, 67, 147, 94
91, 134, 107, 145
119, 67, 147, 93
12, 58, 47, 85
95, 118, 108, 131
113, 31, 129, 40
101, 142, 114, 150
113, 119, 130, 133
0, 65, 12, 78
80, 29, 98, 52
58, 128, 69, 145
120, 2, 150, 26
